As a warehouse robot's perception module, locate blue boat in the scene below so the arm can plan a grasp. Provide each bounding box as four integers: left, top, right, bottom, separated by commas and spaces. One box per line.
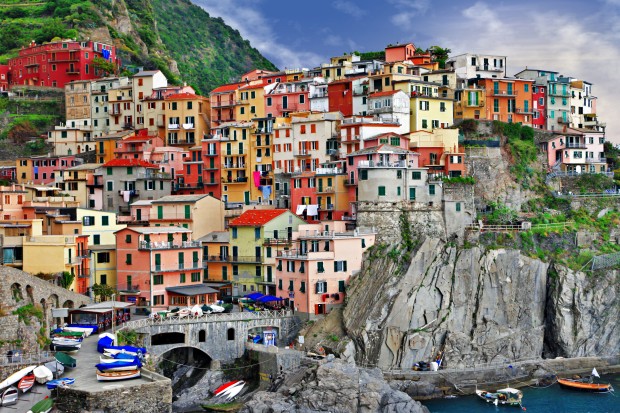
46, 377, 75, 390
95, 359, 141, 372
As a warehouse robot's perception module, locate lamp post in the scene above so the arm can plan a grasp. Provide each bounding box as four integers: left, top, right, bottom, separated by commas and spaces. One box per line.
111, 293, 116, 335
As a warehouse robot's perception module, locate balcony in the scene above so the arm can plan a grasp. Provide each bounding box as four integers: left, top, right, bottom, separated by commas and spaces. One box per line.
174, 182, 204, 191
276, 103, 298, 111
583, 120, 606, 128
263, 238, 292, 246
215, 99, 235, 107
316, 186, 334, 194
118, 189, 140, 197
118, 284, 140, 293
168, 124, 180, 130
298, 227, 375, 238
344, 179, 356, 186
169, 139, 196, 146
319, 204, 335, 211
221, 177, 248, 184
490, 90, 517, 97
222, 163, 246, 169
476, 65, 503, 72
138, 240, 201, 250
137, 171, 171, 180
67, 256, 82, 265
315, 167, 342, 175
464, 100, 485, 108
357, 160, 406, 168
294, 150, 311, 157
586, 157, 606, 164
182, 123, 195, 130
66, 69, 80, 75
566, 142, 587, 149
204, 151, 218, 156
86, 176, 104, 187
548, 90, 570, 97
204, 255, 263, 263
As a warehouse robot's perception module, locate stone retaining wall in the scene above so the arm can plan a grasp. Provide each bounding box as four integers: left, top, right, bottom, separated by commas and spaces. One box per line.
56, 369, 172, 413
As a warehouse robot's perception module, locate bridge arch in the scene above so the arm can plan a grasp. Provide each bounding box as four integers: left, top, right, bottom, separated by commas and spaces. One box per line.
152, 332, 185, 346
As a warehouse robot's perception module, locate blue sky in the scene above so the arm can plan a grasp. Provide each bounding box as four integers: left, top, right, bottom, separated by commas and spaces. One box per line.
193, 0, 620, 139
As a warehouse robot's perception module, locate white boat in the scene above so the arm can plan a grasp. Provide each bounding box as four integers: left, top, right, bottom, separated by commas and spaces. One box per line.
218, 380, 245, 399
225, 382, 245, 400
52, 338, 82, 345
191, 304, 203, 317
44, 361, 64, 377
0, 365, 36, 389
210, 304, 225, 313
99, 356, 118, 364
33, 366, 53, 384
1, 386, 18, 406
63, 326, 94, 336
96, 369, 141, 381
103, 348, 139, 357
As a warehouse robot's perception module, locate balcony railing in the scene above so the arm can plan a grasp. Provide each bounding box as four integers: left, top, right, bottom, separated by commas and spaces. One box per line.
222, 177, 248, 184
490, 90, 517, 97
118, 189, 140, 197
204, 255, 263, 263
168, 124, 180, 130
118, 284, 140, 292
586, 157, 606, 164
182, 123, 195, 130
294, 150, 311, 157
566, 142, 587, 149
138, 240, 201, 250
316, 186, 334, 194
476, 65, 503, 72
515, 108, 533, 114
358, 160, 406, 168
315, 167, 343, 175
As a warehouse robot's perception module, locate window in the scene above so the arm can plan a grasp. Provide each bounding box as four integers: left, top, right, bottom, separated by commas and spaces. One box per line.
83, 216, 95, 226
440, 102, 446, 112
93, 234, 100, 245
412, 171, 421, 180
378, 186, 386, 196
339, 280, 346, 293
429, 184, 436, 195
127, 167, 133, 175
153, 275, 164, 285
316, 281, 327, 293
456, 202, 461, 212
232, 228, 238, 239
106, 181, 113, 191
180, 273, 186, 283
334, 260, 347, 272
317, 261, 325, 273
288, 280, 294, 291
409, 188, 416, 200
278, 279, 283, 290
360, 170, 368, 180
227, 328, 235, 340
419, 101, 429, 111
422, 119, 428, 129
102, 216, 109, 226
254, 227, 261, 240
524, 84, 529, 92
300, 281, 306, 293
125, 234, 132, 243
287, 261, 295, 272
97, 252, 110, 263
125, 254, 132, 265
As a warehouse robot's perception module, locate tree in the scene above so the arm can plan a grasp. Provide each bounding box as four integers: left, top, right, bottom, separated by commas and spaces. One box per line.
59, 271, 75, 289
93, 56, 118, 77
92, 283, 117, 301
429, 46, 452, 69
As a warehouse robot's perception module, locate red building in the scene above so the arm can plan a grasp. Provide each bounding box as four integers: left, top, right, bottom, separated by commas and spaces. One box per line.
289, 173, 320, 223
532, 84, 547, 130
328, 78, 355, 117
0, 65, 8, 91
7, 40, 119, 89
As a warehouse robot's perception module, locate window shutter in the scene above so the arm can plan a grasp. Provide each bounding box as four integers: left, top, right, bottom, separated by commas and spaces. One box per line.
334, 261, 338, 272
343, 261, 348, 271
339, 280, 346, 293
315, 282, 320, 294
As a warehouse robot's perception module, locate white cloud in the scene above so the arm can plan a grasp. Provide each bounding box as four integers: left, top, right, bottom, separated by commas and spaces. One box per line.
333, 1, 367, 19
452, 2, 620, 141
193, 0, 323, 69
388, 0, 430, 25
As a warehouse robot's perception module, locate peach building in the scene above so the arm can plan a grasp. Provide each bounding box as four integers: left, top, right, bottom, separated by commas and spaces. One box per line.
115, 226, 207, 309
275, 221, 375, 320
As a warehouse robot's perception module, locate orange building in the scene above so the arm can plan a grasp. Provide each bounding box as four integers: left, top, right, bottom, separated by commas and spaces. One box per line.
477, 78, 534, 125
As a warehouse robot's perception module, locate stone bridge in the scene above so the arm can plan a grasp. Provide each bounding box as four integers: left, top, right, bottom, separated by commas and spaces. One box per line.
120, 310, 300, 363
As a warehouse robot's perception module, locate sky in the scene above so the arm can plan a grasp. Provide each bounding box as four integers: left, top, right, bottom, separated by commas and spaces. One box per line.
193, 0, 620, 140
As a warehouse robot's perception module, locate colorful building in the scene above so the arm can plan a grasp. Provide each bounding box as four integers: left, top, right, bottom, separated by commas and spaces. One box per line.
115, 226, 204, 308
275, 221, 375, 319
199, 231, 233, 297
163, 92, 210, 150
148, 194, 225, 239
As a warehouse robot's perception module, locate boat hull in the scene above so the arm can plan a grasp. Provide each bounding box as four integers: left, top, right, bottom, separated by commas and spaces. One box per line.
1, 386, 18, 406
18, 373, 35, 393
0, 365, 36, 388
558, 378, 613, 392
475, 389, 522, 406
213, 380, 240, 395
27, 397, 53, 413
46, 378, 75, 390
33, 366, 53, 384
96, 369, 141, 381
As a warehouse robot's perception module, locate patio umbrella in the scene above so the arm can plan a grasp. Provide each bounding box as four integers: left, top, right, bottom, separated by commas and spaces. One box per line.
244, 292, 264, 300
257, 295, 283, 302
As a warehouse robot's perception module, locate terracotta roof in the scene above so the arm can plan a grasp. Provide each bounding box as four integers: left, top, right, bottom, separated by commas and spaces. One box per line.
229, 209, 288, 227
210, 83, 243, 94
369, 90, 401, 98
165, 92, 203, 101
101, 158, 159, 168
122, 135, 154, 142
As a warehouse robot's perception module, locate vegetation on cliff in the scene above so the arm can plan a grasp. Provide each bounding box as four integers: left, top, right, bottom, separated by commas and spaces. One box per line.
0, 0, 278, 93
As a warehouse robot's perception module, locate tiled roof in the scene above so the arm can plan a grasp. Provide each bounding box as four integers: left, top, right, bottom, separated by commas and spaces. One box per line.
369, 90, 401, 98
210, 83, 243, 94
229, 209, 288, 227
151, 194, 209, 203
122, 135, 154, 142
165, 92, 203, 100
133, 70, 161, 77
101, 158, 159, 168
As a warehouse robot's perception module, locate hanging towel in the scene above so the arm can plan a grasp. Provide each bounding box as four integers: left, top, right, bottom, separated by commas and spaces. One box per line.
262, 185, 271, 199
306, 204, 319, 216
122, 191, 130, 202
296, 205, 307, 215
253, 171, 261, 187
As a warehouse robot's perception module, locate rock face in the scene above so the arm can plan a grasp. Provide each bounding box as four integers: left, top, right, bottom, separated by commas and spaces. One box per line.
343, 239, 619, 370
544, 265, 619, 358
240, 357, 429, 413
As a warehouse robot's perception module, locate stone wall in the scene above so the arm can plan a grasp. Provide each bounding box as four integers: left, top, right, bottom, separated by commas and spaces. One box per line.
56, 369, 172, 413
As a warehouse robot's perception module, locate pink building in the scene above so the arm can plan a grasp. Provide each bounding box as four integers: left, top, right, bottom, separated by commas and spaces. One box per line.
275, 221, 375, 319
264, 81, 310, 118
18, 155, 78, 185
114, 134, 163, 160
0, 184, 27, 220
146, 146, 188, 182
115, 226, 210, 309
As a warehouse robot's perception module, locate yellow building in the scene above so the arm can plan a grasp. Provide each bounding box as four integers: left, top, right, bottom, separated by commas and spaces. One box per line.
218, 122, 254, 204
368, 62, 420, 93
249, 117, 275, 204
454, 85, 486, 121
393, 79, 455, 131
163, 92, 210, 150
236, 82, 268, 122
57, 163, 100, 208
94, 130, 134, 164
149, 194, 225, 239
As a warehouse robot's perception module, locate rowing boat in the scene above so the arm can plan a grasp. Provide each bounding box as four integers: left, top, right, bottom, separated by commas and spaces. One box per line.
558, 378, 613, 392
17, 373, 35, 393
213, 380, 240, 395
96, 369, 141, 381
27, 397, 53, 413
0, 365, 36, 389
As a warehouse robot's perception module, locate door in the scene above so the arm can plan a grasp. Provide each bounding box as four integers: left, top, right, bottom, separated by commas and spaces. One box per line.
244, 191, 250, 205
282, 96, 288, 109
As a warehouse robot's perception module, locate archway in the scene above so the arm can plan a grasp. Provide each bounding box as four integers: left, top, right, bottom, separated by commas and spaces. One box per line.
159, 347, 213, 403
62, 300, 74, 309
48, 294, 59, 308
10, 283, 23, 303
25, 285, 34, 304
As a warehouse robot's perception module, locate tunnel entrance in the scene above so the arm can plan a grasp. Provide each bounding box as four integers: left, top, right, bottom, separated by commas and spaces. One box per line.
159, 347, 212, 404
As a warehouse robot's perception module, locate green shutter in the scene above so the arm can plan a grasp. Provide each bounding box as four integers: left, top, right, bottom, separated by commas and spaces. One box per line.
409, 188, 416, 200
157, 206, 163, 219
193, 251, 198, 263
184, 205, 190, 219
412, 171, 421, 180
429, 184, 435, 195
378, 186, 386, 196
278, 279, 282, 290
155, 254, 161, 265
317, 262, 324, 273
339, 280, 346, 292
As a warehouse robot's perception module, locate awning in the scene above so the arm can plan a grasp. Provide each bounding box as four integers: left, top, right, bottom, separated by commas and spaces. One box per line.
257, 295, 283, 302
244, 292, 264, 300
165, 285, 219, 296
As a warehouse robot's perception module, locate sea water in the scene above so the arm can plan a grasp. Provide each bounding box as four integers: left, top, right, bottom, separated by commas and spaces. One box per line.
423, 374, 619, 413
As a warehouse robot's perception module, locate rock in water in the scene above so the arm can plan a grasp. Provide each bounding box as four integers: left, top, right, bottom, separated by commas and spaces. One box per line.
239, 358, 429, 413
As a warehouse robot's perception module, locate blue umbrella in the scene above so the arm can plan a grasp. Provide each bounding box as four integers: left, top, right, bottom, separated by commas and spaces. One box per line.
244, 292, 264, 300
257, 295, 283, 302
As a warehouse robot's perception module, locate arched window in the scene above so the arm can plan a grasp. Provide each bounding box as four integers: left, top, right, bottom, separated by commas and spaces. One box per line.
199, 330, 206, 342
227, 328, 235, 341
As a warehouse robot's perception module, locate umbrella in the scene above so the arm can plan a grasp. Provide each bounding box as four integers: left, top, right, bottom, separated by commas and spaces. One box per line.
257, 295, 283, 303
244, 292, 264, 300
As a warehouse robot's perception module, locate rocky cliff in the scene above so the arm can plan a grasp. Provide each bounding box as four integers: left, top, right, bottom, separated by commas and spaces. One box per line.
343, 238, 619, 370
240, 356, 429, 413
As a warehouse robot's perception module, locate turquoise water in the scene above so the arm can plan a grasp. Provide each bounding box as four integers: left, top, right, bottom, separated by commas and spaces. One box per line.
423, 375, 619, 413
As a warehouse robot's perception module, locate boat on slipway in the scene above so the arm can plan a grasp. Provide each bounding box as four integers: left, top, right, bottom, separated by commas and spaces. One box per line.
0, 365, 36, 389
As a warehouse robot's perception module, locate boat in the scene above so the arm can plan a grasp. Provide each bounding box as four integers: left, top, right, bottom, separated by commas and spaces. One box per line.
95, 360, 141, 372
46, 377, 75, 390
50, 342, 81, 353
17, 373, 35, 393
1, 386, 18, 406
0, 365, 36, 388
213, 379, 241, 396
52, 338, 82, 345
63, 326, 95, 336
27, 396, 53, 413
33, 366, 53, 384
475, 387, 523, 407
558, 378, 613, 392
55, 352, 77, 368
218, 380, 245, 399
103, 348, 140, 357
44, 361, 64, 378
52, 331, 84, 339
225, 381, 246, 401
96, 369, 141, 381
